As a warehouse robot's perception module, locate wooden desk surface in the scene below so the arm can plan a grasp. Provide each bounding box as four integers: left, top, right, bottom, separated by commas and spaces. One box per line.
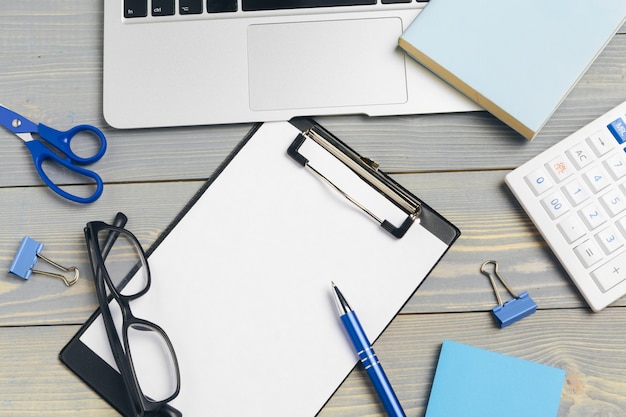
1, 3, 625, 416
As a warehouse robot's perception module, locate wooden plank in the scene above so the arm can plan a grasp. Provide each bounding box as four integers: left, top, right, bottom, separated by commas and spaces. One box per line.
0, 325, 118, 417
2, 309, 625, 416
1, 168, 612, 328
321, 308, 626, 417
0, 181, 203, 327
396, 170, 593, 313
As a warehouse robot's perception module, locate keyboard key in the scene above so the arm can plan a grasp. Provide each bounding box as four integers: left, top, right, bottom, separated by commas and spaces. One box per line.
541, 190, 570, 219
208, 0, 237, 12
562, 179, 589, 206
586, 129, 614, 156
574, 239, 603, 267
152, 0, 175, 15
583, 165, 611, 193
566, 142, 595, 169
546, 155, 574, 182
180, 0, 203, 14
579, 203, 606, 230
608, 117, 626, 144
243, 0, 376, 11
524, 167, 553, 196
125, 0, 148, 17
600, 188, 626, 217
592, 254, 626, 292
616, 216, 626, 237
558, 215, 586, 243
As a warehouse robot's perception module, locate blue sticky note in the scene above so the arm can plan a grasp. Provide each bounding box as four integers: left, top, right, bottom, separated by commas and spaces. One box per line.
425, 341, 565, 417
398, 0, 626, 140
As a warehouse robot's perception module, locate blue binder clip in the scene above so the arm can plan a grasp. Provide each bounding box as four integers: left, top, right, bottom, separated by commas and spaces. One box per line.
9, 236, 79, 286
480, 260, 536, 328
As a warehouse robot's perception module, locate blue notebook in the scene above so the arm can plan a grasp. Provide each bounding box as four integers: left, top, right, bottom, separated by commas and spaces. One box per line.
426, 341, 565, 417
399, 0, 626, 140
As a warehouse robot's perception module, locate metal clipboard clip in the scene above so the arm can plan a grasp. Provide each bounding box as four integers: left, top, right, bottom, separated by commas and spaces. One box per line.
287, 125, 421, 238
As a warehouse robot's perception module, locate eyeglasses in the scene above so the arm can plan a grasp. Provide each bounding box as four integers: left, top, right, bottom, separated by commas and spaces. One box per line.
84, 213, 181, 417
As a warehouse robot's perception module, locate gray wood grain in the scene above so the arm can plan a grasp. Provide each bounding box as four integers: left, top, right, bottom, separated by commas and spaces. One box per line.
2, 309, 625, 416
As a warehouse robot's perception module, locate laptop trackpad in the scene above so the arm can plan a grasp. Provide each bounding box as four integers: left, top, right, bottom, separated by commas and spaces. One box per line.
247, 18, 407, 111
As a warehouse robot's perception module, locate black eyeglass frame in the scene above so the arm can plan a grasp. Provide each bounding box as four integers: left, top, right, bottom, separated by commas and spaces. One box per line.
84, 213, 181, 417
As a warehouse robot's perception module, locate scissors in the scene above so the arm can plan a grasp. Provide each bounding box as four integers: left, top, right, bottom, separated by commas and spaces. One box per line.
0, 104, 106, 204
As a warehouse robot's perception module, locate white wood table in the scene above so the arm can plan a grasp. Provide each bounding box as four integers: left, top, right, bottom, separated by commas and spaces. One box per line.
1, 3, 625, 416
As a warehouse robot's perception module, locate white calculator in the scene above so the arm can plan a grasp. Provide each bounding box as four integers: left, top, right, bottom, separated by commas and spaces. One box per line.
506, 100, 626, 311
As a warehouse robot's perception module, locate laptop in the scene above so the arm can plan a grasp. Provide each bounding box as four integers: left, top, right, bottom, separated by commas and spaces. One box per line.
103, 0, 478, 129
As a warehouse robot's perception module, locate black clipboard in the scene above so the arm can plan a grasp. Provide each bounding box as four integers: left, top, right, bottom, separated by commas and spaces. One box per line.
60, 118, 459, 417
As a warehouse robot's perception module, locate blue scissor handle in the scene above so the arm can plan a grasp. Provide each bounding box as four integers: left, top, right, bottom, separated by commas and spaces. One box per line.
38, 123, 107, 164
24, 139, 104, 204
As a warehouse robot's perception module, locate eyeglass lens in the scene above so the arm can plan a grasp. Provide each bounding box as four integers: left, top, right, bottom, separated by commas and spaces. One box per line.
97, 227, 149, 297
127, 322, 179, 402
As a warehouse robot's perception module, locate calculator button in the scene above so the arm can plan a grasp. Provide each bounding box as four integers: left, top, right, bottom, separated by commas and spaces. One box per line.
579, 203, 606, 230
562, 179, 589, 206
566, 142, 595, 169
546, 155, 574, 182
587, 129, 615, 157
524, 167, 553, 195
599, 189, 626, 217
583, 165, 611, 193
574, 239, 603, 267
541, 190, 570, 219
558, 215, 586, 243
592, 254, 626, 292
608, 117, 626, 144
616, 216, 626, 236
595, 227, 624, 254
604, 152, 626, 180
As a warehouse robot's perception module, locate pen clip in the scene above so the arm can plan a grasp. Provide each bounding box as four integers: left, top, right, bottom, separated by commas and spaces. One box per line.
288, 126, 421, 238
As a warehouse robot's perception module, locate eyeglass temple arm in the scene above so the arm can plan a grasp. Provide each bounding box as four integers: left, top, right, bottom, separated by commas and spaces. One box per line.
99, 212, 129, 260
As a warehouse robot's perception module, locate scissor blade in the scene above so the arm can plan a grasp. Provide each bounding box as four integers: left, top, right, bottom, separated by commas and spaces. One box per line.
0, 104, 39, 135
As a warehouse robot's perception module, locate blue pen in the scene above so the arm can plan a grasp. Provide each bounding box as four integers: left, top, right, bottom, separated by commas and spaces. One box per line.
332, 282, 406, 417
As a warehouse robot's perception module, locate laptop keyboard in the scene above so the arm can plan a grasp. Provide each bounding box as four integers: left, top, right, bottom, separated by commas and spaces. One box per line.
244, 0, 377, 12
125, 0, 427, 17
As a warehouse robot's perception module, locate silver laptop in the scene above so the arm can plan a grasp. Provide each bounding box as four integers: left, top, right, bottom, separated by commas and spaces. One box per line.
103, 0, 477, 129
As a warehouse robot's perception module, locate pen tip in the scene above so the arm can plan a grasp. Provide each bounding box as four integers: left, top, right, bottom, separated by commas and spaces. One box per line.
331, 281, 351, 314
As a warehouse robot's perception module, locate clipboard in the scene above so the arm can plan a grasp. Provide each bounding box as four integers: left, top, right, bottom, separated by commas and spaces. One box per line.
60, 119, 460, 417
